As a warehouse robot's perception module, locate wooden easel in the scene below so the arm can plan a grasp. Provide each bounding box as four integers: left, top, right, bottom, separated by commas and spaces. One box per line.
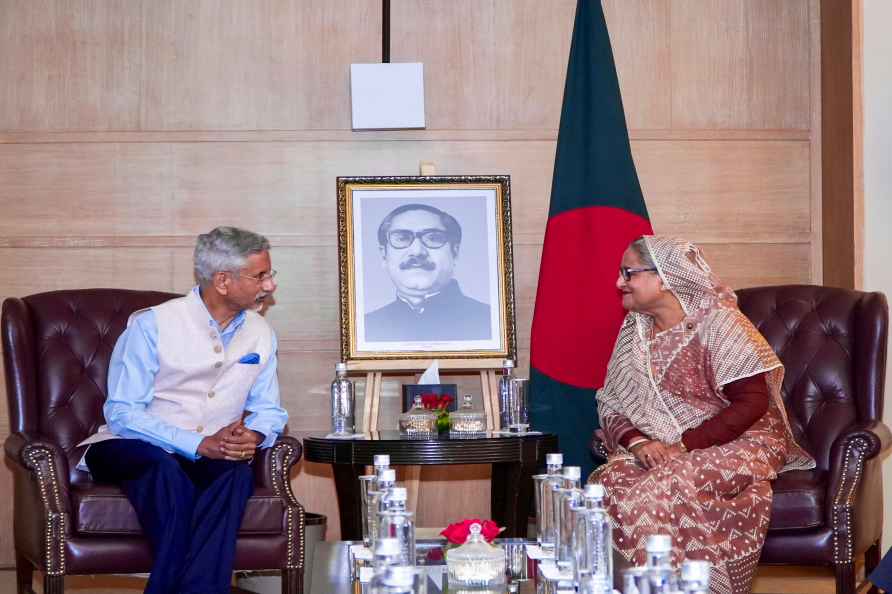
349, 358, 505, 518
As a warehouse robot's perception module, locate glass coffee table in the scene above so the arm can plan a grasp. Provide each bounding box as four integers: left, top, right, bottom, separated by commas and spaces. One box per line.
309, 538, 542, 594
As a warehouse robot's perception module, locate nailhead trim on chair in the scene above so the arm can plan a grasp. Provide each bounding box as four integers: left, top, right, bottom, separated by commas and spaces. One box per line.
23, 446, 67, 576
831, 437, 868, 564
271, 442, 305, 571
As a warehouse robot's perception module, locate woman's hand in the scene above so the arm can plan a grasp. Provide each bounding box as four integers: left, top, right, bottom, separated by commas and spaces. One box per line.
631, 439, 685, 469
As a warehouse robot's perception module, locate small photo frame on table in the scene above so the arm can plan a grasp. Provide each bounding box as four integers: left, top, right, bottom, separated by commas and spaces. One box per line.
336, 175, 517, 363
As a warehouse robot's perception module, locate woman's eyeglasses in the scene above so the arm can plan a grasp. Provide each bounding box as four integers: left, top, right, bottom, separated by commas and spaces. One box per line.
620, 266, 657, 281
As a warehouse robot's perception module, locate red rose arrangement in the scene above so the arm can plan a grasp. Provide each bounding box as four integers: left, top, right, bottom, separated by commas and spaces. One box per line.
440, 519, 504, 545
420, 393, 453, 432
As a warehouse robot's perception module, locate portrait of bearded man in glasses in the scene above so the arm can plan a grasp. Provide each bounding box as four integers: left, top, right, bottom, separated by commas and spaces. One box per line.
364, 203, 492, 342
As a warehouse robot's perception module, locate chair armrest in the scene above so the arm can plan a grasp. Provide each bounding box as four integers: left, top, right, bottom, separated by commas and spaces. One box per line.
4, 431, 73, 556
824, 420, 892, 525
253, 435, 305, 571
5, 432, 73, 497
253, 434, 303, 491
590, 430, 609, 462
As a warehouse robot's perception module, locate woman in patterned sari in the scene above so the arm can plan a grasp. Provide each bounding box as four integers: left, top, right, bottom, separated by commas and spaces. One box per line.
590, 236, 814, 594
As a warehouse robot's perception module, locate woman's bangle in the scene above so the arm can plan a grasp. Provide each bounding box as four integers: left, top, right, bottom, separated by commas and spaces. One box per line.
627, 437, 650, 451
677, 440, 688, 453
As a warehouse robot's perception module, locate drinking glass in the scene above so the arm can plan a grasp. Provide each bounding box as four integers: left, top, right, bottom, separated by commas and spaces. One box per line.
509, 378, 529, 432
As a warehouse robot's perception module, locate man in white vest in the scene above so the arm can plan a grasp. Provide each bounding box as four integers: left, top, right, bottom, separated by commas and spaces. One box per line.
79, 226, 288, 594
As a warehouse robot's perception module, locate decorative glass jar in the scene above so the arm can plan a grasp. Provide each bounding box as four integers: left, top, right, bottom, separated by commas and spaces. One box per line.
449, 395, 486, 436
445, 522, 506, 588
398, 395, 437, 437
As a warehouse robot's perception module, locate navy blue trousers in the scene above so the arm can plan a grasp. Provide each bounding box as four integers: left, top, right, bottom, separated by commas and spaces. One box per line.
86, 439, 254, 594
870, 545, 892, 592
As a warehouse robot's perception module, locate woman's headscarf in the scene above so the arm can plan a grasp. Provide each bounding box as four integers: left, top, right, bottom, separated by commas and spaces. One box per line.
597, 236, 814, 472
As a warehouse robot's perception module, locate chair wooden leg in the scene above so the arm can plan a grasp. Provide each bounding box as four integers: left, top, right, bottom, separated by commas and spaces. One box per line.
282, 568, 303, 594
43, 573, 64, 594
865, 539, 882, 594
835, 560, 856, 594
14, 552, 34, 594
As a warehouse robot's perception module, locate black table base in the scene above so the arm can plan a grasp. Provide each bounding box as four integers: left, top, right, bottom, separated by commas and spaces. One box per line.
303, 432, 559, 540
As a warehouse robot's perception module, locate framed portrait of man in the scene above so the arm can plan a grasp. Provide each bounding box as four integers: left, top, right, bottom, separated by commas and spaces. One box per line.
337, 175, 517, 363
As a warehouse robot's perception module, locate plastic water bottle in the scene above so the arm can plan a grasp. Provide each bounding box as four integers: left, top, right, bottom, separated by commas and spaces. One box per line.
368, 564, 421, 594
330, 362, 354, 435
680, 560, 711, 594
542, 454, 564, 550
371, 537, 402, 572
645, 534, 675, 593
377, 488, 416, 566
374, 454, 391, 477
554, 466, 582, 567
535, 452, 564, 549
573, 483, 613, 588
367, 469, 396, 548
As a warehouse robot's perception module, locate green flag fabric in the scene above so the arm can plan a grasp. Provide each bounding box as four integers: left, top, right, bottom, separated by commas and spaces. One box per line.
529, 0, 652, 480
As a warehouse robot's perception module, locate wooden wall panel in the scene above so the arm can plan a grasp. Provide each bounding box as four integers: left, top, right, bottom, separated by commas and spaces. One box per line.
390, 0, 576, 130
141, 0, 380, 130
671, 0, 812, 129
602, 0, 672, 129
0, 248, 177, 301
635, 140, 812, 242
0, 138, 810, 244
699, 243, 812, 288
0, 144, 175, 236
0, 1, 143, 130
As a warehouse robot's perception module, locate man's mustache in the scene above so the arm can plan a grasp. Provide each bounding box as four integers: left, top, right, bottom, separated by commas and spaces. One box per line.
400, 256, 436, 271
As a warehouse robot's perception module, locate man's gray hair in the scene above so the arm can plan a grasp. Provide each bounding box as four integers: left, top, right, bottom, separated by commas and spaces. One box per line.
194, 226, 270, 286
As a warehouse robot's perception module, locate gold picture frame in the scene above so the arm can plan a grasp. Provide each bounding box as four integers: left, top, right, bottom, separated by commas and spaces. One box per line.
336, 175, 517, 364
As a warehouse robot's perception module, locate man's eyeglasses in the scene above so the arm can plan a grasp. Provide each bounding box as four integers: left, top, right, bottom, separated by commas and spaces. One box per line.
619, 266, 657, 282
230, 270, 278, 284
387, 228, 453, 250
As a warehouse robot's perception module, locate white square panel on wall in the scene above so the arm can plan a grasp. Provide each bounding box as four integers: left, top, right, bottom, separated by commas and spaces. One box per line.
350, 62, 426, 130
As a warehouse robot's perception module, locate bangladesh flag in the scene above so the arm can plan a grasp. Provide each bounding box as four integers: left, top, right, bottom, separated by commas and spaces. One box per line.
529, 0, 652, 480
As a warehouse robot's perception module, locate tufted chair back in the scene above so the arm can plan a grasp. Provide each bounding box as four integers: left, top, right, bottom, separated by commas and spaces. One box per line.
736, 285, 890, 594
5, 289, 178, 486
3, 288, 306, 594
737, 285, 886, 471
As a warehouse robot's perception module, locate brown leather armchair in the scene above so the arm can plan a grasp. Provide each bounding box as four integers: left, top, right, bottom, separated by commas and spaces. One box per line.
737, 285, 890, 594
2, 289, 306, 594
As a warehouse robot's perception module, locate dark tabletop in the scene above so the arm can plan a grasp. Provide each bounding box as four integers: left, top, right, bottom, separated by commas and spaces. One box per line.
302, 431, 558, 466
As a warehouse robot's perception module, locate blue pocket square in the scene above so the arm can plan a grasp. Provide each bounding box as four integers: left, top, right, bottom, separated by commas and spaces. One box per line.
238, 353, 260, 364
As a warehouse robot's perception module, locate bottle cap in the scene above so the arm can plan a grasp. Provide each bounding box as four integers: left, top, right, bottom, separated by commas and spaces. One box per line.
584, 483, 605, 499
373, 454, 390, 467
562, 466, 581, 480
335, 362, 347, 372
546, 453, 563, 465
503, 359, 515, 368
681, 559, 711, 582
387, 487, 407, 501
378, 469, 396, 483
374, 537, 401, 556
646, 534, 672, 553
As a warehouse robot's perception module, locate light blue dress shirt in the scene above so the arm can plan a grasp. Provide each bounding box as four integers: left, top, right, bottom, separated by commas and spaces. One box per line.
103, 287, 288, 460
